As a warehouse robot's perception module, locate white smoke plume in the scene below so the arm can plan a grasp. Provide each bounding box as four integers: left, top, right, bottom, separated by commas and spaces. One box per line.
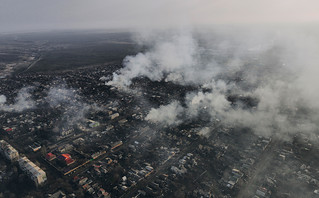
146, 77, 319, 139
145, 101, 184, 126
0, 87, 36, 112
107, 30, 222, 87
110, 26, 319, 139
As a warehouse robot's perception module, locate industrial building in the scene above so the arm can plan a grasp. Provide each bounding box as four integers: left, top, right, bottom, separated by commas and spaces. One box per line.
18, 156, 47, 187
0, 140, 19, 161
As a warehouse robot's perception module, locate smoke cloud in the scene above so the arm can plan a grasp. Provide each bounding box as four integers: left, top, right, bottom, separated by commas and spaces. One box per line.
0, 87, 36, 112
47, 85, 78, 107
0, 83, 97, 129
107, 31, 221, 87
108, 26, 319, 139
46, 84, 97, 127
145, 101, 184, 126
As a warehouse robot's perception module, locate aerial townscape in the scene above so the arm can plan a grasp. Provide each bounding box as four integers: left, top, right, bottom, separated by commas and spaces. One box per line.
1, 1, 319, 198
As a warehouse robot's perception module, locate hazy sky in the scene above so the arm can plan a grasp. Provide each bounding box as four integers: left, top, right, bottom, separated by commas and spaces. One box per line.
1, 0, 319, 32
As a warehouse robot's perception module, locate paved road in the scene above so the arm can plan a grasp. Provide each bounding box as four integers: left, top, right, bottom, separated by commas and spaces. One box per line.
23, 55, 42, 72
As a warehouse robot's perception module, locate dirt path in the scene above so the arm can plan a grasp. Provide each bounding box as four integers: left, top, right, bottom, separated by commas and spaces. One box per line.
237, 139, 280, 198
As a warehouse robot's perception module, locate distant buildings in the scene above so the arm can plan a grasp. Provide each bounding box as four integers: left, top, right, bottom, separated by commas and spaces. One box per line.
18, 156, 47, 187
0, 140, 19, 161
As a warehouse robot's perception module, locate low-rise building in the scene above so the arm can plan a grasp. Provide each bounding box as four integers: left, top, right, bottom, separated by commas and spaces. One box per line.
29, 142, 41, 152
48, 190, 66, 198
18, 156, 47, 187
58, 154, 75, 166
110, 113, 119, 120
46, 152, 56, 161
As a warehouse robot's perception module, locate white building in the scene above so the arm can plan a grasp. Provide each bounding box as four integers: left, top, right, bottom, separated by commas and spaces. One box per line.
110, 113, 119, 120
0, 140, 19, 161
18, 156, 47, 187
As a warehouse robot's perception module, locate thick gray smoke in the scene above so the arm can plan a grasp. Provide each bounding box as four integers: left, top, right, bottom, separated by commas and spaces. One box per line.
107, 28, 279, 88
145, 101, 183, 126
107, 31, 220, 87
107, 27, 319, 139
0, 87, 36, 112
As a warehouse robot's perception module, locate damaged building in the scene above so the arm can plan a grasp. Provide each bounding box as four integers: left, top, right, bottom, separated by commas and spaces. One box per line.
18, 156, 47, 187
